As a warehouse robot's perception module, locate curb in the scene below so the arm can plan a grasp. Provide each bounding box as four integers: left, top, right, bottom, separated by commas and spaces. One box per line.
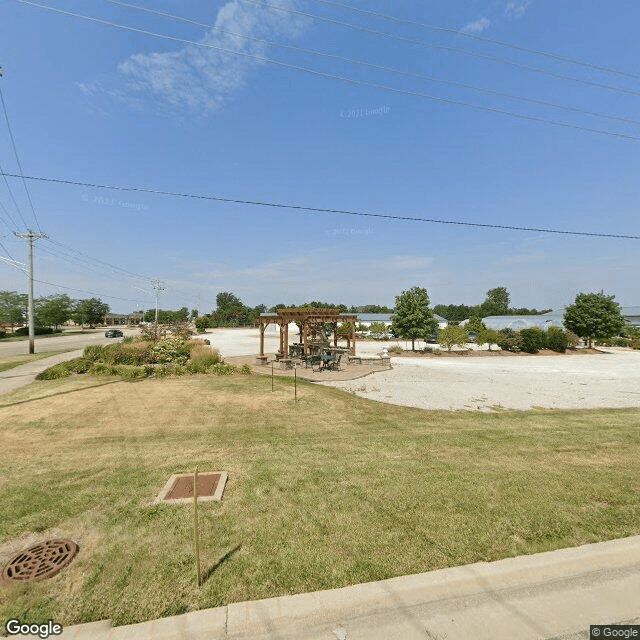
53, 535, 640, 640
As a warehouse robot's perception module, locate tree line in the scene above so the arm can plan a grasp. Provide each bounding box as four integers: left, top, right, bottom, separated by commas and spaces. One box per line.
0, 291, 111, 330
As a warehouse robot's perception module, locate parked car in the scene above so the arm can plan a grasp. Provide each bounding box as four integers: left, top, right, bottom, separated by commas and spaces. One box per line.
467, 331, 478, 343
105, 329, 123, 338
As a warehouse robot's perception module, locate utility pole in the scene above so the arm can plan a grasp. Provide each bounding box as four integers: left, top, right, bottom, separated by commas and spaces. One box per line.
151, 278, 165, 338
15, 230, 47, 354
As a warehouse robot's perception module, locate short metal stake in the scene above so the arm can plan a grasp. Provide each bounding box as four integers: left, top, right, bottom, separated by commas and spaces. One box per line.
193, 466, 201, 587
294, 365, 297, 402
271, 362, 274, 391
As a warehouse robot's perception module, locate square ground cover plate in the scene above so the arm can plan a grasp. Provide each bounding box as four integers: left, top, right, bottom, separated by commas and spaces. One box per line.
152, 471, 228, 505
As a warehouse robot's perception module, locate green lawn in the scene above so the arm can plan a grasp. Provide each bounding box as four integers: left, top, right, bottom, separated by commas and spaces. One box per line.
0, 351, 70, 373
1, 373, 639, 628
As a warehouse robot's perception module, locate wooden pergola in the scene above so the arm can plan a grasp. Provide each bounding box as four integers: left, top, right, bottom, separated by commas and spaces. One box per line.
256, 308, 358, 359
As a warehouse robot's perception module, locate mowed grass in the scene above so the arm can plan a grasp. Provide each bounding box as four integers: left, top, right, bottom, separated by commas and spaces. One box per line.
1, 374, 639, 627
0, 351, 70, 373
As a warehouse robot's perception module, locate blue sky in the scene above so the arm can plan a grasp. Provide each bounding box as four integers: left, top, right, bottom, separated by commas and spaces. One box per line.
0, 0, 638, 313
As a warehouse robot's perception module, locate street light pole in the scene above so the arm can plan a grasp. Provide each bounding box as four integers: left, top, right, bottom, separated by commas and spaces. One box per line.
15, 230, 47, 354
151, 278, 165, 338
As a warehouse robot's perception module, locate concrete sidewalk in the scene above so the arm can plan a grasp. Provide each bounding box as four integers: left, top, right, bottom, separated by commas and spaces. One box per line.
0, 350, 83, 395
55, 535, 640, 640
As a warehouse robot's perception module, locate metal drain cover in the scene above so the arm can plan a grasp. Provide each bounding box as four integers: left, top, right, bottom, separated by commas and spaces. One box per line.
152, 471, 228, 505
1, 539, 79, 587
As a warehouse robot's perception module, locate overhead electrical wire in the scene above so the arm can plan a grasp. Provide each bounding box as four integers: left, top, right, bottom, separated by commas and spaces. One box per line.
17, 1, 640, 142
4, 172, 640, 240
0, 197, 19, 232
0, 250, 146, 302
0, 160, 28, 229
0, 84, 42, 232
237, 0, 640, 100
43, 236, 151, 282
305, 0, 640, 81
101, 0, 640, 128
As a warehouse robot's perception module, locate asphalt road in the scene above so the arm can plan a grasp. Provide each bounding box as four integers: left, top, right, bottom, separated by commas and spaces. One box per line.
0, 328, 140, 358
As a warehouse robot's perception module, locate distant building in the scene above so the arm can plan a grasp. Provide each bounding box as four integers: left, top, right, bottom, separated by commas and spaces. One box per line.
461, 307, 639, 330
104, 313, 144, 326
623, 307, 640, 327
357, 313, 448, 330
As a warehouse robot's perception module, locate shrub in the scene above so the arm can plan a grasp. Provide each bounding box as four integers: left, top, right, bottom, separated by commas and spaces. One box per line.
520, 327, 546, 353
194, 316, 211, 333
240, 364, 252, 375
122, 336, 134, 344
36, 362, 72, 380
189, 344, 221, 367
152, 335, 191, 364
36, 357, 91, 380
88, 363, 119, 376
388, 345, 403, 355
438, 325, 468, 351
83, 345, 105, 361
546, 327, 569, 353
113, 365, 146, 379
564, 330, 580, 348
0, 329, 6, 339
14, 326, 60, 336
478, 328, 501, 351
208, 363, 237, 375
630, 339, 640, 350
497, 329, 523, 352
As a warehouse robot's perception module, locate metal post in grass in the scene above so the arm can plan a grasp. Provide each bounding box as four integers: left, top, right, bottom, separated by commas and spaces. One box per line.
294, 364, 297, 402
193, 466, 201, 587
271, 362, 274, 392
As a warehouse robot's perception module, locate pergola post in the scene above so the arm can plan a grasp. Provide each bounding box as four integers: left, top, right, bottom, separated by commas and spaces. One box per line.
302, 320, 308, 356
283, 322, 289, 359
259, 322, 266, 357
351, 322, 356, 355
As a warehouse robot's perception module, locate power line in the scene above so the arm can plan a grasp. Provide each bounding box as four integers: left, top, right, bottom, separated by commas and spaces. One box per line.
305, 0, 640, 81
0, 237, 19, 264
16, 1, 640, 142
102, 0, 640, 128
5, 172, 640, 240
0, 159, 28, 229
237, 0, 640, 100
44, 236, 151, 282
0, 82, 42, 232
0, 196, 19, 232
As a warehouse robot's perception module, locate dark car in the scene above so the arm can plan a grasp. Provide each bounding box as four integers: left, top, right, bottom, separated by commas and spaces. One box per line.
467, 331, 478, 343
105, 329, 124, 338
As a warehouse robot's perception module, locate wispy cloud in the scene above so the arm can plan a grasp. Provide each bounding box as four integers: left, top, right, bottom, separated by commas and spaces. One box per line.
460, 17, 492, 34
79, 0, 308, 114
505, 0, 534, 19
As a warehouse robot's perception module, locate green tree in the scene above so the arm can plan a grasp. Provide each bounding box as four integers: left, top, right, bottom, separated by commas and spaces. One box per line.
481, 287, 510, 316
215, 291, 245, 325
477, 328, 501, 351
563, 291, 625, 348
368, 321, 388, 334
467, 316, 486, 333
390, 286, 438, 351
437, 325, 469, 351
73, 298, 110, 328
35, 294, 75, 329
0, 290, 27, 331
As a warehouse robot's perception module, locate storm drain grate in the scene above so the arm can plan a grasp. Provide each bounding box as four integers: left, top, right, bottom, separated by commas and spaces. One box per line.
152, 471, 228, 505
1, 539, 79, 587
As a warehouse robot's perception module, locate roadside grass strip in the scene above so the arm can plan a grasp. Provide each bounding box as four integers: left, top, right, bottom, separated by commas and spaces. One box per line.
0, 374, 639, 627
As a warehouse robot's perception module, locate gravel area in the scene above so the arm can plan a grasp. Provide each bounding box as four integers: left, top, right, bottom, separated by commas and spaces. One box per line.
201, 329, 640, 411
321, 348, 640, 411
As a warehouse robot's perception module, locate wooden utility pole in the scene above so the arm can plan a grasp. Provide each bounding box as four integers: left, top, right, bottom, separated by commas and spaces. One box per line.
15, 230, 47, 354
